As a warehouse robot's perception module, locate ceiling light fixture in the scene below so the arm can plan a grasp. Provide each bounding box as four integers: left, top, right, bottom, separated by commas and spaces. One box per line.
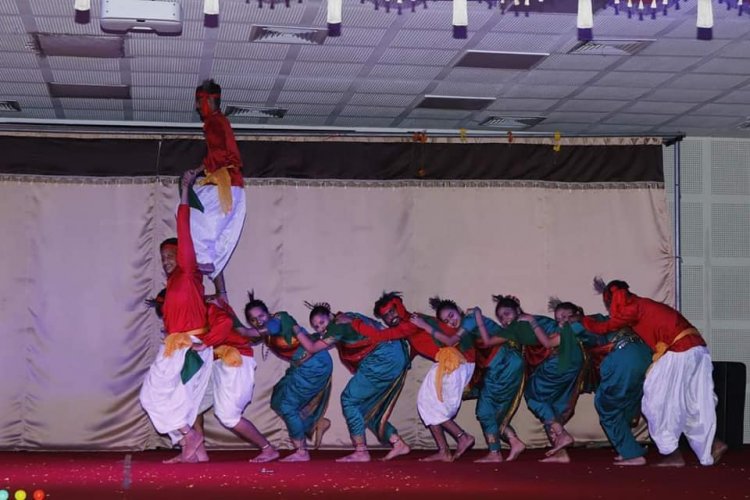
74, 0, 91, 24
204, 0, 219, 28
600, 0, 724, 40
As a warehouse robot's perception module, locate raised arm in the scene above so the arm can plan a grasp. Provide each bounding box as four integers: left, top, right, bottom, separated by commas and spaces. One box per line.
176, 169, 201, 272
582, 304, 639, 334
344, 314, 419, 341
410, 314, 461, 346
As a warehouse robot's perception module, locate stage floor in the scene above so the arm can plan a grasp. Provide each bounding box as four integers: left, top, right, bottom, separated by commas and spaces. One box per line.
1, 446, 747, 499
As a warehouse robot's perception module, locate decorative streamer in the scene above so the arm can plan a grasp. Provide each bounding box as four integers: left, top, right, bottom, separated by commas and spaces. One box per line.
453, 0, 469, 39
328, 0, 342, 37
577, 0, 594, 41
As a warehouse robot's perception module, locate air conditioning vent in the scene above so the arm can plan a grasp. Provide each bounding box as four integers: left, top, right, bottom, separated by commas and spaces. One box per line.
225, 105, 287, 119
0, 101, 22, 112
249, 25, 328, 45
480, 116, 546, 129
417, 95, 495, 111
567, 39, 654, 56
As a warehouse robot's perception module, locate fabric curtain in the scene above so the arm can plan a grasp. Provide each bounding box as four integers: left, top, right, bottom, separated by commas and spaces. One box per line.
0, 176, 671, 450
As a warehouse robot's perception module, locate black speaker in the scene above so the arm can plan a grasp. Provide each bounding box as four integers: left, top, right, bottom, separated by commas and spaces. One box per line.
713, 361, 746, 449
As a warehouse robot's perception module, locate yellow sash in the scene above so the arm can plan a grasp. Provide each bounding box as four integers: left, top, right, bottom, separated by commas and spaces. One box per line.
652, 327, 701, 363
214, 345, 243, 367
163, 326, 208, 358
197, 165, 235, 215
435, 347, 466, 403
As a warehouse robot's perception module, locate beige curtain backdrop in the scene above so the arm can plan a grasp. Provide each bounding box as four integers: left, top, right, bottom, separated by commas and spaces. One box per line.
0, 176, 673, 451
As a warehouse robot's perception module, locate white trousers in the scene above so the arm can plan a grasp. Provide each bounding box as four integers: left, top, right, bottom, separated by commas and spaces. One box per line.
417, 362, 475, 426
189, 185, 246, 280
642, 346, 718, 465
212, 355, 256, 429
139, 344, 214, 445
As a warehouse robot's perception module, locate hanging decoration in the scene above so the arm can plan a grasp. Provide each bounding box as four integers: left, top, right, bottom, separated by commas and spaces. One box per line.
696, 0, 713, 39
577, 0, 594, 40
74, 0, 91, 24
453, 0, 469, 38
328, 0, 342, 36
204, 0, 219, 28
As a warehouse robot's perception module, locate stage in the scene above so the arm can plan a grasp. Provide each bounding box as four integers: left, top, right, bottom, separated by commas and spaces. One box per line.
2, 446, 747, 499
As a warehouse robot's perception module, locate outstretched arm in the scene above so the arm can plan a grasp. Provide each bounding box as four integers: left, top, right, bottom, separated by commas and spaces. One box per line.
297, 331, 335, 354
410, 314, 461, 346
473, 308, 508, 347
346, 315, 419, 341
176, 168, 201, 272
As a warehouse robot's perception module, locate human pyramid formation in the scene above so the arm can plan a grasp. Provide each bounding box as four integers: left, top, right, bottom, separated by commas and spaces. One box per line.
139, 79, 728, 468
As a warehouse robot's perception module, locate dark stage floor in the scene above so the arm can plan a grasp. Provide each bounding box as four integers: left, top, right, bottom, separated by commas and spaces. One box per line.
1, 446, 748, 499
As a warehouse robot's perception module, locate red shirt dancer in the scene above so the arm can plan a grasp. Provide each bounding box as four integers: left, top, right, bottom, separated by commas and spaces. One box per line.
582, 278, 726, 467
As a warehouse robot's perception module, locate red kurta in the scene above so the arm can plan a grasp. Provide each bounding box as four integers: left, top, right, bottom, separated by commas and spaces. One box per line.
163, 205, 207, 335
582, 293, 705, 354
202, 111, 244, 187
203, 302, 253, 357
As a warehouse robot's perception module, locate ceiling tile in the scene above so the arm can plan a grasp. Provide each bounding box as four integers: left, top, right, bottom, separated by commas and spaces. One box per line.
340, 105, 403, 118
693, 58, 750, 75
276, 91, 345, 104
536, 54, 623, 71
131, 57, 201, 73
369, 65, 442, 80
357, 79, 430, 94
334, 116, 395, 128
296, 46, 375, 64
519, 70, 599, 86
290, 62, 362, 79
574, 86, 651, 100
717, 91, 750, 105
485, 98, 558, 112
621, 101, 699, 115
504, 84, 579, 99
1, 68, 45, 83
616, 56, 697, 73
639, 38, 730, 57
556, 100, 629, 113
58, 98, 124, 111
543, 111, 609, 123
214, 42, 290, 60
51, 69, 121, 86
602, 113, 673, 126
390, 29, 468, 50
593, 71, 675, 88
693, 103, 750, 117
283, 78, 353, 92
670, 73, 748, 90
47, 56, 121, 72
644, 88, 724, 103
667, 115, 745, 128
379, 48, 457, 66
348, 93, 418, 107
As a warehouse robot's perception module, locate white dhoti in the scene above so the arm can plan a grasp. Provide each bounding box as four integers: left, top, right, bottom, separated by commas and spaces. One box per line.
189, 184, 246, 280
212, 355, 256, 429
417, 362, 475, 426
642, 346, 718, 465
139, 344, 214, 445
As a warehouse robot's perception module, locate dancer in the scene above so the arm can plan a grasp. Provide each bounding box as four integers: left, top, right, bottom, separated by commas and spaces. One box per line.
140, 168, 212, 463
244, 293, 333, 462
190, 78, 246, 297
448, 304, 527, 463
582, 278, 727, 467
202, 297, 279, 463
492, 295, 584, 463
344, 292, 476, 462
296, 302, 411, 462
553, 298, 651, 466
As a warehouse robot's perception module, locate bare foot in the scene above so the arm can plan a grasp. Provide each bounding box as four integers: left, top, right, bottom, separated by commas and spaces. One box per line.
381, 438, 411, 461
180, 428, 202, 463
653, 450, 685, 468
280, 449, 310, 462
420, 450, 453, 463
506, 436, 526, 462
616, 456, 646, 466
162, 453, 186, 464
545, 429, 574, 457
474, 451, 503, 463
195, 442, 210, 462
540, 449, 570, 464
250, 446, 280, 463
313, 418, 331, 450
336, 449, 371, 463
614, 455, 623, 461
453, 433, 475, 460
711, 440, 728, 465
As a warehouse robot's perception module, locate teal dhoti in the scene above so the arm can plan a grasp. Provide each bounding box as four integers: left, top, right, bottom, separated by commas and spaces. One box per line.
341, 340, 409, 443
524, 350, 584, 428
595, 341, 652, 459
270, 349, 333, 441
475, 345, 525, 451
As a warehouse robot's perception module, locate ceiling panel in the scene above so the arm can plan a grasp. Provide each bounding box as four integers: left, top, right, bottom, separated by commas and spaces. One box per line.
0, 0, 747, 136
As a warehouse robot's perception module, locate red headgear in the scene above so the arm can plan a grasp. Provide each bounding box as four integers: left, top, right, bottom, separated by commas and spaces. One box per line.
196, 89, 220, 117
377, 296, 409, 322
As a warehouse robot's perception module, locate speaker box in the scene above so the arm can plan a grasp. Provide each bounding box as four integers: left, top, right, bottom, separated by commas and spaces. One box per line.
713, 361, 746, 449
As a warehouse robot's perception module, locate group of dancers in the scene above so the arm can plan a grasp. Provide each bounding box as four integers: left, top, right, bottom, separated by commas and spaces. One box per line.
138, 79, 728, 468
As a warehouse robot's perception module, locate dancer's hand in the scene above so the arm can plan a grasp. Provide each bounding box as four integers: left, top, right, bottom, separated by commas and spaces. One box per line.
180, 167, 200, 191
518, 313, 536, 324
409, 313, 428, 330
334, 313, 353, 324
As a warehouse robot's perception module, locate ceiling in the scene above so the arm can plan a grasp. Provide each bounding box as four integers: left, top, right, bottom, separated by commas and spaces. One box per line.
1, 0, 750, 137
